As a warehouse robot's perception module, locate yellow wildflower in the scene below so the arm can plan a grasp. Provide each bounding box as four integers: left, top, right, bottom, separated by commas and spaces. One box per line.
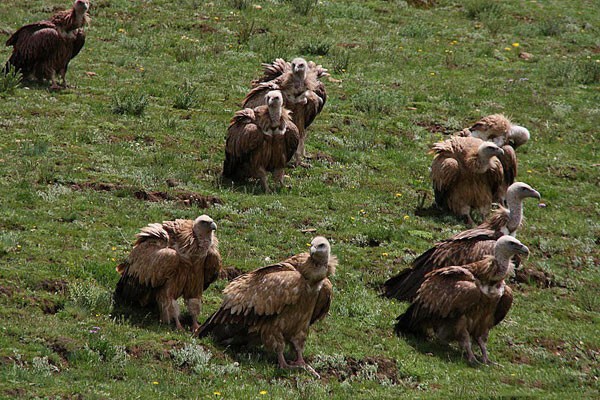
214, 392, 221, 396
395, 193, 402, 197
512, 42, 520, 47
152, 381, 159, 385
111, 246, 116, 251
259, 391, 268, 395
403, 215, 410, 221
118, 28, 126, 33
504, 47, 512, 51
382, 252, 389, 257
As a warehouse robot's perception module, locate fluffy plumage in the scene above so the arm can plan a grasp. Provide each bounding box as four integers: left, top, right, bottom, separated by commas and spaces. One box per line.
196, 236, 336, 377
223, 90, 300, 192
431, 136, 506, 225
4, 0, 90, 89
383, 182, 540, 302
467, 114, 530, 149
395, 236, 529, 365
242, 58, 328, 164
114, 215, 221, 331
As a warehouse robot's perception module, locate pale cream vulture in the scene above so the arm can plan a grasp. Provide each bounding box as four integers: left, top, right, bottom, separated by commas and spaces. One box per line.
196, 236, 336, 377
242, 57, 328, 164
395, 236, 529, 365
383, 182, 540, 302
223, 90, 300, 192
114, 215, 221, 331
431, 136, 507, 225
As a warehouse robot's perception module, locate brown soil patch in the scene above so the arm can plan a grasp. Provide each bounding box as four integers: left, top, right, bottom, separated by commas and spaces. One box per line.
70, 181, 223, 209
219, 267, 243, 281
48, 336, 77, 362
0, 285, 16, 297
313, 151, 336, 163
415, 121, 452, 134
39, 298, 64, 314
514, 268, 560, 288
316, 355, 400, 384
37, 279, 68, 294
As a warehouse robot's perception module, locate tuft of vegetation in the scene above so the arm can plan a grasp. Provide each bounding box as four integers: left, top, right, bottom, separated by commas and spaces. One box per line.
173, 80, 198, 110
463, 0, 503, 20
111, 92, 148, 116
299, 40, 332, 56
283, 0, 319, 16
0, 65, 22, 95
229, 0, 250, 10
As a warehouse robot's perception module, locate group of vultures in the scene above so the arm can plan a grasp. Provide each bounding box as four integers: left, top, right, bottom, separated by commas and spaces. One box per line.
5, 0, 544, 377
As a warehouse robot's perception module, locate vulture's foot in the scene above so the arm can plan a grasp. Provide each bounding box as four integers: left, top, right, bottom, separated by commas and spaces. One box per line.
191, 321, 200, 333
287, 361, 320, 379
298, 161, 312, 169
49, 84, 63, 91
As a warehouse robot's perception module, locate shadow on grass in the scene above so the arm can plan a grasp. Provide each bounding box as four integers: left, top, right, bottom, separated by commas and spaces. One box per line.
397, 332, 470, 366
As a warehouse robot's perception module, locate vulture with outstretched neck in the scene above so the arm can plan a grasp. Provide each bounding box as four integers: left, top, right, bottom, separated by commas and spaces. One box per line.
223, 90, 299, 192
395, 236, 529, 365
243, 57, 328, 164
431, 136, 506, 225
383, 182, 540, 302
114, 215, 221, 332
196, 236, 336, 378
4, 0, 90, 89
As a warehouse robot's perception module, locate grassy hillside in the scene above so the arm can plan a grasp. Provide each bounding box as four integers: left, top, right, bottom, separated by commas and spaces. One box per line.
0, 0, 598, 398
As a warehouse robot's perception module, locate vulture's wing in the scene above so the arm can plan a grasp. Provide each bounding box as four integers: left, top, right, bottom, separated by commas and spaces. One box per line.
430, 145, 460, 209
70, 29, 86, 59
499, 145, 517, 188
202, 243, 222, 291
251, 58, 290, 86
284, 120, 300, 161
311, 278, 332, 325
478, 207, 510, 233
302, 90, 324, 130
383, 229, 497, 301
486, 158, 505, 201
6, 22, 61, 70
242, 81, 281, 109
223, 108, 264, 178
494, 284, 513, 326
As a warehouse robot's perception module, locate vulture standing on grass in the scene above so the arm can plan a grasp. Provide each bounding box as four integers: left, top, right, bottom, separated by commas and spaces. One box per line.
243, 57, 328, 165
384, 182, 540, 302
223, 90, 300, 192
114, 215, 221, 332
431, 136, 508, 225
4, 0, 90, 89
196, 236, 336, 378
395, 236, 529, 365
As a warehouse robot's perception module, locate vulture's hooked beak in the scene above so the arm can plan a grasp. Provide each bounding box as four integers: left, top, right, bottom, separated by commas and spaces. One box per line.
210, 222, 217, 231
309, 246, 316, 256
531, 189, 541, 200
517, 244, 530, 257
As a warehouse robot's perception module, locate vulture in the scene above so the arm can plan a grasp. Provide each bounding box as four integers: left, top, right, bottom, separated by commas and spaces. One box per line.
222, 90, 300, 192
458, 114, 531, 204
4, 0, 90, 89
395, 235, 530, 365
383, 182, 540, 302
196, 236, 336, 377
430, 136, 507, 225
465, 114, 530, 149
114, 215, 221, 332
242, 57, 328, 164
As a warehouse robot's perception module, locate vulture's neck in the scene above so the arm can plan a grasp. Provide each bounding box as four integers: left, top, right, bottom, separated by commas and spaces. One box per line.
292, 71, 306, 87
298, 256, 329, 283
506, 192, 524, 235
492, 249, 514, 281
475, 154, 495, 173
268, 105, 282, 126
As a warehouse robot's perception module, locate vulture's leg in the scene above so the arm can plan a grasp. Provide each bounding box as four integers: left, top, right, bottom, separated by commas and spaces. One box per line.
49, 71, 61, 91
257, 167, 270, 193
171, 300, 183, 330
277, 351, 290, 369
186, 298, 202, 333
476, 333, 496, 365
458, 330, 478, 366
59, 67, 68, 88
287, 335, 320, 378
273, 168, 285, 188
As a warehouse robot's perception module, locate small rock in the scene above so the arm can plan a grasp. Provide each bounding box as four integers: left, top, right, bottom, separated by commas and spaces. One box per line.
519, 52, 534, 60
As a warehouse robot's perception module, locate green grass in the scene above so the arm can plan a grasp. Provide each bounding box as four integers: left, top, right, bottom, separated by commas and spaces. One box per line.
1, 0, 599, 398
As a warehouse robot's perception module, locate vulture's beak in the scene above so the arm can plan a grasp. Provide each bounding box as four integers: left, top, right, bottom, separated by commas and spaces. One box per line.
210, 222, 217, 231
496, 147, 505, 156
516, 244, 530, 257
531, 189, 541, 200
310, 246, 316, 256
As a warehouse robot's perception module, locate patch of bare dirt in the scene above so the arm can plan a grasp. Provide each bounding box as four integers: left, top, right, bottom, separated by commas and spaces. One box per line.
313, 151, 336, 163
69, 181, 223, 208
316, 356, 400, 384
48, 336, 77, 362
39, 298, 64, 314
37, 279, 68, 294
0, 285, 16, 297
513, 268, 561, 288
415, 121, 452, 135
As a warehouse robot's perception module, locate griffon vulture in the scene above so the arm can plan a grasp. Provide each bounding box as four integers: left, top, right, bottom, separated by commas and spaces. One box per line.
466, 114, 530, 149
431, 136, 506, 225
4, 0, 90, 89
383, 182, 540, 302
242, 57, 328, 164
196, 236, 336, 377
395, 236, 529, 365
223, 90, 300, 192
114, 215, 221, 332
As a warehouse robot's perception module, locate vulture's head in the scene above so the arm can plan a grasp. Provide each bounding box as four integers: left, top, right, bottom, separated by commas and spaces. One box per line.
477, 141, 504, 161
291, 58, 308, 79
508, 125, 530, 148
193, 215, 217, 239
265, 90, 283, 109
469, 114, 511, 145
507, 182, 541, 202
309, 236, 331, 264
495, 236, 529, 260
74, 0, 90, 13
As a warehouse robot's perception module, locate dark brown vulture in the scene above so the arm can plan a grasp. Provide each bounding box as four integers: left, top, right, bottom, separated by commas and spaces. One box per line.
4, 0, 90, 89
395, 235, 529, 365
114, 215, 222, 332
383, 182, 540, 302
431, 136, 507, 225
242, 57, 328, 165
196, 236, 336, 377
223, 90, 300, 192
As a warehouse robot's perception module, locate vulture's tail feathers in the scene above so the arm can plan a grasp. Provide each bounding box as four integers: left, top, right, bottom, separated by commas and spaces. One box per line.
383, 248, 436, 301
113, 263, 155, 308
